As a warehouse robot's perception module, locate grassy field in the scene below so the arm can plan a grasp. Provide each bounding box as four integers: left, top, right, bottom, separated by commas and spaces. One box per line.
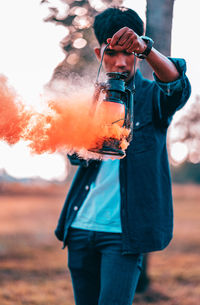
0, 183, 199, 305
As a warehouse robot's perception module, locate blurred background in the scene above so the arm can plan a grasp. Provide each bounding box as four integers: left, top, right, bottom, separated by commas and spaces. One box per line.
0, 1, 199, 304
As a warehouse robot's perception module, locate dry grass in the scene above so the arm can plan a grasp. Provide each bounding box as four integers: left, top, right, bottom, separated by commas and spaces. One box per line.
0, 183, 199, 305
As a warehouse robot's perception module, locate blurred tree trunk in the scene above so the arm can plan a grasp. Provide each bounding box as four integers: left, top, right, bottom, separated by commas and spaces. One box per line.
136, 0, 175, 293
140, 0, 175, 80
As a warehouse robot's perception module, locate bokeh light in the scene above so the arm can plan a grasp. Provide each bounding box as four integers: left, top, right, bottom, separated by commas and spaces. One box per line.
170, 142, 188, 164
88, 0, 107, 11
74, 7, 88, 16
67, 53, 80, 65
73, 15, 92, 29
73, 38, 87, 49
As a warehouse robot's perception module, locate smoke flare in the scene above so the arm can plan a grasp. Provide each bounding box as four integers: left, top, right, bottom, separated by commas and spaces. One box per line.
0, 75, 130, 160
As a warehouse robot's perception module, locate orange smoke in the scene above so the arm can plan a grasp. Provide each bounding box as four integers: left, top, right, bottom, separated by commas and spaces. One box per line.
0, 75, 30, 144
0, 75, 131, 160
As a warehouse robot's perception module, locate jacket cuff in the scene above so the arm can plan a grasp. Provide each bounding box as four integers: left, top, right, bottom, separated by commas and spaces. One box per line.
153, 58, 187, 96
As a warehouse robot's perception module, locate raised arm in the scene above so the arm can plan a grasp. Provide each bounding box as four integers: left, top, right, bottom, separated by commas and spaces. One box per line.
107, 26, 180, 82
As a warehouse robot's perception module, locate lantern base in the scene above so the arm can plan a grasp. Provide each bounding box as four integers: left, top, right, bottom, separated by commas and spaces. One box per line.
89, 139, 125, 158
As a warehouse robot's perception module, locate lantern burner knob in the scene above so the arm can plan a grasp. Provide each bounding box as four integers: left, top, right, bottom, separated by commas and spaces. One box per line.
106, 72, 128, 80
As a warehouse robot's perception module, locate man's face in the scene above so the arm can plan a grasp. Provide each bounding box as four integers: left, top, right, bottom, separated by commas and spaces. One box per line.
94, 43, 137, 82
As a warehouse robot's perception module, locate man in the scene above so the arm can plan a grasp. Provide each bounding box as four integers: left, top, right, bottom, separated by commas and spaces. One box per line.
55, 7, 191, 305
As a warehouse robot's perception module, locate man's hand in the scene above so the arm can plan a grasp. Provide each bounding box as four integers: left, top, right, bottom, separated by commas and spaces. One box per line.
107, 27, 146, 54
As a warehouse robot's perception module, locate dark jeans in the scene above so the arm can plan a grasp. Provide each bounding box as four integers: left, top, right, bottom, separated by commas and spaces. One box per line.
67, 227, 143, 305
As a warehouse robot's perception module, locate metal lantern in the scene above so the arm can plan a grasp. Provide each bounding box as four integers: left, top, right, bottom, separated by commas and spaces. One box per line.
89, 43, 135, 158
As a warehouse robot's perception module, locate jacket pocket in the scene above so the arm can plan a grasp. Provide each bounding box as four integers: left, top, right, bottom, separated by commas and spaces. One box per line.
129, 118, 156, 153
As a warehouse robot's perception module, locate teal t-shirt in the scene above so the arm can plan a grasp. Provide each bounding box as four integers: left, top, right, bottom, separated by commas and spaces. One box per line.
71, 159, 122, 233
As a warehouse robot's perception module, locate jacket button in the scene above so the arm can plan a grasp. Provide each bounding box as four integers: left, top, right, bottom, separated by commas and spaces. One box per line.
85, 185, 90, 191
73, 206, 78, 211
121, 187, 125, 194
135, 121, 140, 126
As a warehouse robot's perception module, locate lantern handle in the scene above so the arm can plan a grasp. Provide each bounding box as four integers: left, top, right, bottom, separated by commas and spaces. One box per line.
96, 43, 110, 84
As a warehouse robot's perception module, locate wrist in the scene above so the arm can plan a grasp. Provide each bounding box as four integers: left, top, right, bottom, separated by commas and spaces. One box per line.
134, 36, 154, 59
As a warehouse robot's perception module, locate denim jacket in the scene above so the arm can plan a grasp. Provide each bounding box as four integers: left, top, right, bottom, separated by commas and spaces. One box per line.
55, 58, 191, 254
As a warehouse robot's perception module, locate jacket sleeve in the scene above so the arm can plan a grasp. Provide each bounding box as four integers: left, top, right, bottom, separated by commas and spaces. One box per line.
152, 58, 191, 127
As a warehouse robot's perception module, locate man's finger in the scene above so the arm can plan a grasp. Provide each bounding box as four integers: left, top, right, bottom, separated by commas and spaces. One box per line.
117, 30, 133, 46
120, 37, 133, 50
110, 27, 129, 47
109, 45, 125, 51
127, 40, 140, 53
